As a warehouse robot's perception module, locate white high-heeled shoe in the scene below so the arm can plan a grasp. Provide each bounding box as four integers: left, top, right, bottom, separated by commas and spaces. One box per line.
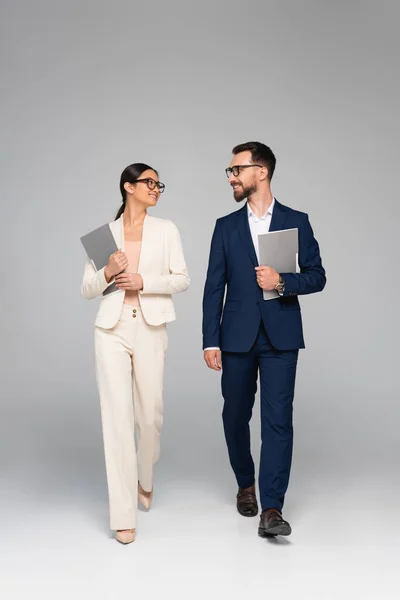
138, 483, 153, 510
116, 529, 136, 544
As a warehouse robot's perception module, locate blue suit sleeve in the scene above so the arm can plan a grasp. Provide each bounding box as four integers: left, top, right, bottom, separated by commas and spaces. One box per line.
281, 214, 326, 296
202, 220, 227, 348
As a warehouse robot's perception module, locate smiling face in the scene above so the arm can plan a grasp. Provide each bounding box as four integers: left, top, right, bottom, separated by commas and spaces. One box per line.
124, 169, 162, 208
227, 151, 265, 202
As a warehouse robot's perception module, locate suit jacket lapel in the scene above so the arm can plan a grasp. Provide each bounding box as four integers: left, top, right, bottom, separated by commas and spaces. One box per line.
236, 203, 258, 267
235, 199, 289, 267
268, 199, 289, 232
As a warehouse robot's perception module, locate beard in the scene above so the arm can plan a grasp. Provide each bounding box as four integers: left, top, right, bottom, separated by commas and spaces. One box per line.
233, 182, 257, 203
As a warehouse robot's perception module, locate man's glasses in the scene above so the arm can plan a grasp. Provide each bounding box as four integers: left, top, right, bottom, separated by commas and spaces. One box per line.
133, 178, 166, 193
225, 164, 264, 178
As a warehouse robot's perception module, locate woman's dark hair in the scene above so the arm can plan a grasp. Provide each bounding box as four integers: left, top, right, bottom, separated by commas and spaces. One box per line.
115, 163, 158, 220
232, 141, 276, 180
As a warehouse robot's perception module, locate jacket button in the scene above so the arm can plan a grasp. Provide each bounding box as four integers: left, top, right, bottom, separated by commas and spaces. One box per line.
132, 314, 137, 318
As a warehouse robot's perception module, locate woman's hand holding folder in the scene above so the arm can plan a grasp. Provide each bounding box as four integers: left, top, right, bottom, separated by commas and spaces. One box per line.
104, 249, 128, 283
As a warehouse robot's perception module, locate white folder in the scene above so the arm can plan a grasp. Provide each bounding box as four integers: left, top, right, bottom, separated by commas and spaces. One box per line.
258, 228, 299, 300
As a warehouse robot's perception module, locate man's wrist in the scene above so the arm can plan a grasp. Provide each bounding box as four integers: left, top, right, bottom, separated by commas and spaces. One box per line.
274, 274, 285, 295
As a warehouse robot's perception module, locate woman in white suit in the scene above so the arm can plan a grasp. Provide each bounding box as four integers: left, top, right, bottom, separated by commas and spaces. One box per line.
81, 163, 190, 544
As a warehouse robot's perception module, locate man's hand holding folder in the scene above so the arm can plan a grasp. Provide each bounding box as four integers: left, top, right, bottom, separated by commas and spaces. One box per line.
255, 265, 280, 291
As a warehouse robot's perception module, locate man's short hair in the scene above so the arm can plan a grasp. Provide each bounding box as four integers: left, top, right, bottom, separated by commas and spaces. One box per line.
232, 141, 276, 180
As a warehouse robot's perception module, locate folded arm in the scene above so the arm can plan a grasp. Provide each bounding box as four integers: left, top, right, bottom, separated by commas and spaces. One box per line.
281, 214, 326, 296
81, 258, 115, 300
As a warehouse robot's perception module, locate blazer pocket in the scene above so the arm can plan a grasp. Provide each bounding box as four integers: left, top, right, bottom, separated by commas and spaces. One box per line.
94, 316, 108, 329
224, 301, 240, 312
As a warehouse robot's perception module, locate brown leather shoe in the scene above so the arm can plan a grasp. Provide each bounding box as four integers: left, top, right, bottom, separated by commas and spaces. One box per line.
236, 486, 258, 517
258, 508, 292, 537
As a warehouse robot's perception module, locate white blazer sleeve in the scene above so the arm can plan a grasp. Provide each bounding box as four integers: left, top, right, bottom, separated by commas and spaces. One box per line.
81, 257, 115, 300
140, 221, 190, 295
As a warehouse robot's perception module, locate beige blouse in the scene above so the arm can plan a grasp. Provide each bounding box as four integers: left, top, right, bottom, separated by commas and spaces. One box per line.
123, 241, 142, 307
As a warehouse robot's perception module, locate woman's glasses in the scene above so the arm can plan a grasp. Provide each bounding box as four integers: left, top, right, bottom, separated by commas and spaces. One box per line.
133, 178, 165, 193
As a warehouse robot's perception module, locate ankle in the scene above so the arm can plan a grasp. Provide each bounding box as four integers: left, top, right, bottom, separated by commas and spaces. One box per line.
242, 485, 255, 493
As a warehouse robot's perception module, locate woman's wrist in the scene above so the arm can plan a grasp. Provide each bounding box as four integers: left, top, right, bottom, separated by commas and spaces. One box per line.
104, 266, 112, 283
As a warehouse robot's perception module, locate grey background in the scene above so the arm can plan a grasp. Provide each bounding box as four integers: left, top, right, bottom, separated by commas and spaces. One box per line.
0, 0, 399, 589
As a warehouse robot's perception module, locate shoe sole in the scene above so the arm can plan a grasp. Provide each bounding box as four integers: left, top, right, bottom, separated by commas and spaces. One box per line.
258, 523, 292, 537
237, 508, 258, 517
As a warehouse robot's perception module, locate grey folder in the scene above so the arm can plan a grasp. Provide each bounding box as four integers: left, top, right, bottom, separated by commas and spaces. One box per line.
80, 223, 119, 296
258, 228, 299, 301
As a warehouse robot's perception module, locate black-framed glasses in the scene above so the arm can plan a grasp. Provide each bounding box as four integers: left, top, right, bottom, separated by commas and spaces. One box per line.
133, 178, 166, 193
225, 164, 264, 178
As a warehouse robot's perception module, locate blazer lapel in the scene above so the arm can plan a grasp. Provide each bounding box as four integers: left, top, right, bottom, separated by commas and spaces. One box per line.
235, 203, 258, 267
268, 199, 289, 232
110, 213, 153, 272
137, 213, 152, 273
109, 215, 124, 250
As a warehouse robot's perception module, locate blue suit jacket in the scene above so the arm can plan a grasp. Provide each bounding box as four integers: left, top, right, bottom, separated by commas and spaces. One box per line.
202, 200, 326, 352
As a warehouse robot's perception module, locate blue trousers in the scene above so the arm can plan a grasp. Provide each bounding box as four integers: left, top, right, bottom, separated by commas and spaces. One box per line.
221, 324, 299, 512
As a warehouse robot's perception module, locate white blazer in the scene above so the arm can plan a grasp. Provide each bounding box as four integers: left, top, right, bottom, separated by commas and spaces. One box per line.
81, 214, 190, 329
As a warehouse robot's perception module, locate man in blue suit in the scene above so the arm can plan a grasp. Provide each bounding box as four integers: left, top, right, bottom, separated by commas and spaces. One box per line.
202, 141, 326, 537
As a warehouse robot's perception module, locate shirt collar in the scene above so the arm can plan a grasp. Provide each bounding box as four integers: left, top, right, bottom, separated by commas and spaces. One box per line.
247, 198, 275, 221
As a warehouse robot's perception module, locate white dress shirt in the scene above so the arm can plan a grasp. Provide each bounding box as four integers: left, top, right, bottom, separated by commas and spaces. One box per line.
247, 198, 275, 262
205, 199, 275, 352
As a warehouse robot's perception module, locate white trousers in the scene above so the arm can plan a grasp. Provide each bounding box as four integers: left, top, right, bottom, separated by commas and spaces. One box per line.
94, 305, 168, 530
